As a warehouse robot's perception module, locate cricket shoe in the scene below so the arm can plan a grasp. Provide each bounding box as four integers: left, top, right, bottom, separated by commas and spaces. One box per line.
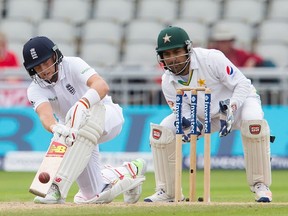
252, 182, 272, 202
34, 183, 65, 204
123, 158, 147, 204
144, 189, 185, 202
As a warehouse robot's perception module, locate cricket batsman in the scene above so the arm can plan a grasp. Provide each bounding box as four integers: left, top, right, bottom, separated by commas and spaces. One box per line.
144, 26, 273, 202
22, 36, 146, 204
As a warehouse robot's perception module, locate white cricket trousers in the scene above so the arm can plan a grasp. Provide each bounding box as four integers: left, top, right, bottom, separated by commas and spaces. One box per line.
76, 103, 125, 200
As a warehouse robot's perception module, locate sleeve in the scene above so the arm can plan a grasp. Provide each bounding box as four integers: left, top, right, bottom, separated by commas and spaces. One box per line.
27, 84, 49, 110
69, 57, 98, 84
207, 50, 252, 109
162, 74, 176, 112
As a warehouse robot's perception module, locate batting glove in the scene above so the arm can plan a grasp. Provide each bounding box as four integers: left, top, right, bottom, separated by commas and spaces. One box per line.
219, 99, 235, 137
65, 99, 90, 129
51, 123, 77, 147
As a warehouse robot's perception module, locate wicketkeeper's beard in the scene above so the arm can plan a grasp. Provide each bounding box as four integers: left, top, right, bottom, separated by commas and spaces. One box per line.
166, 59, 190, 75
162, 53, 191, 75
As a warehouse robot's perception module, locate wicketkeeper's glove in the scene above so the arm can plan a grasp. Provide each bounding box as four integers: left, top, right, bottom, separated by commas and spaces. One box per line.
175, 117, 203, 142
219, 99, 234, 137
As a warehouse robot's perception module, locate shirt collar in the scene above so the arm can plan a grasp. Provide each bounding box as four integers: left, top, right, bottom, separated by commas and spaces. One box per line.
190, 51, 199, 70
57, 63, 65, 81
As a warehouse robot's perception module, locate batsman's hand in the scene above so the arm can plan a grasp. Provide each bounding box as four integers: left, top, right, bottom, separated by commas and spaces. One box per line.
51, 123, 78, 147
65, 99, 90, 129
219, 99, 235, 137
181, 117, 203, 143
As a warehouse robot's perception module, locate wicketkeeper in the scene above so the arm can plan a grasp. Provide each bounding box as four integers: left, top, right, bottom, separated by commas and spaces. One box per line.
144, 26, 273, 203
23, 36, 146, 204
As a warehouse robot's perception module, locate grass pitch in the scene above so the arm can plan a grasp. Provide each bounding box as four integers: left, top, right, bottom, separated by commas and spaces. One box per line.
0, 170, 287, 216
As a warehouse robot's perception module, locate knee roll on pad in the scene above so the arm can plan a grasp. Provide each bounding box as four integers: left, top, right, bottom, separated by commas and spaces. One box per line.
150, 123, 176, 197
241, 119, 271, 187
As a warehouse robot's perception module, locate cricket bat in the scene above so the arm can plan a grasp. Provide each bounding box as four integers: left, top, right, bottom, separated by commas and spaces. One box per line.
29, 136, 68, 197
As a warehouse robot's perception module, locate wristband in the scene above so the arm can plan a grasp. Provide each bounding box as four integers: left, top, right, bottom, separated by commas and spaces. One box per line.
82, 88, 101, 107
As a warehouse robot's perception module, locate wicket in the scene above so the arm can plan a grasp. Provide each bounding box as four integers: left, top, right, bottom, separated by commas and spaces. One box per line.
175, 87, 211, 203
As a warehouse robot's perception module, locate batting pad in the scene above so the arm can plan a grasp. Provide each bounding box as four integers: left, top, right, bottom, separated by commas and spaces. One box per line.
150, 123, 176, 197
74, 177, 145, 204
55, 104, 106, 198
241, 120, 271, 187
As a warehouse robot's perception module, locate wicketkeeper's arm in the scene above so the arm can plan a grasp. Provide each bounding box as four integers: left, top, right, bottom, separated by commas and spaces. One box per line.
219, 99, 235, 137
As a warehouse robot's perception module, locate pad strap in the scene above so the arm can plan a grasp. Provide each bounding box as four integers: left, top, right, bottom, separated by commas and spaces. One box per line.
104, 162, 137, 180
104, 165, 125, 180
123, 162, 137, 179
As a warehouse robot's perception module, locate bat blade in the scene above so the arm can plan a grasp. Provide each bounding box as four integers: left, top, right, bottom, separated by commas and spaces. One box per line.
29, 138, 67, 197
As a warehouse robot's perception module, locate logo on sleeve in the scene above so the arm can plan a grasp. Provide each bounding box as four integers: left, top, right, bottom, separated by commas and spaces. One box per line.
226, 66, 234, 75
81, 67, 92, 74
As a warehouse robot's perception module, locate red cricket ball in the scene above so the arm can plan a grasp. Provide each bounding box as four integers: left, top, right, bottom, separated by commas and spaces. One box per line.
38, 172, 50, 184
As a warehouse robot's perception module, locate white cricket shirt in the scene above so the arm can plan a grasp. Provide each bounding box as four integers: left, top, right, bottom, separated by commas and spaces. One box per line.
27, 56, 113, 123
161, 48, 258, 118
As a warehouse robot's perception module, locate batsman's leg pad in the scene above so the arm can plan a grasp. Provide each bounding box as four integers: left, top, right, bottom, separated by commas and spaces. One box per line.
241, 120, 271, 188
74, 161, 146, 204
150, 123, 175, 197
75, 176, 145, 204
55, 104, 106, 198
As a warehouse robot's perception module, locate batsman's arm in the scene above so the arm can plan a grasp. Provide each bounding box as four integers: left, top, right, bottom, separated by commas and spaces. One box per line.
65, 74, 109, 129
83, 74, 109, 107
36, 102, 58, 133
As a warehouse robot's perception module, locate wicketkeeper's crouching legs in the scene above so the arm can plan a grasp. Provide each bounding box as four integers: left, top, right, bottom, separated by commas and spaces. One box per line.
241, 119, 272, 202
144, 123, 184, 202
